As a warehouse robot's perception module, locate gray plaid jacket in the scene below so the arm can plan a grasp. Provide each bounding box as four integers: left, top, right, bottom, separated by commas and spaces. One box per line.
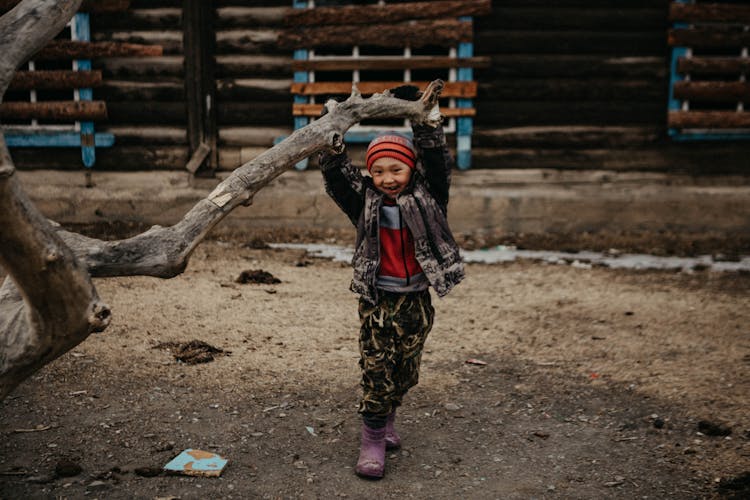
320, 125, 465, 304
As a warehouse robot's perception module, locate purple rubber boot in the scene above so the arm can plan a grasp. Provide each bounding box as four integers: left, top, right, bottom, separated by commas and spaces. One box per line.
355, 423, 386, 479
385, 411, 401, 449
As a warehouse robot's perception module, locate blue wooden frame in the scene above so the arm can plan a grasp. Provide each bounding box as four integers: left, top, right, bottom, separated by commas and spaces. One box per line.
3, 13, 114, 167
287, 2, 474, 169
668, 0, 750, 141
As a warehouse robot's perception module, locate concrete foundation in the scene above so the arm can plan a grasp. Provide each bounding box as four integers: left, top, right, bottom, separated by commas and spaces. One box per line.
18, 169, 750, 245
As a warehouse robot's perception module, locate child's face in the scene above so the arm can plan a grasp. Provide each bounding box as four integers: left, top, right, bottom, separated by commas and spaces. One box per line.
370, 157, 413, 198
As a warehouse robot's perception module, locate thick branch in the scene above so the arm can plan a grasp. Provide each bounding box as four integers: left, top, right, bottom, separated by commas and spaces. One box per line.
59, 80, 446, 279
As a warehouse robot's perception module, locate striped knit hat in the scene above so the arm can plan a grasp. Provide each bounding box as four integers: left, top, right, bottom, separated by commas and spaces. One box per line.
365, 133, 416, 172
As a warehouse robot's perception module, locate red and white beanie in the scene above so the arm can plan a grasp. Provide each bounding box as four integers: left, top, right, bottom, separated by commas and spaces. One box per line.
365, 133, 416, 172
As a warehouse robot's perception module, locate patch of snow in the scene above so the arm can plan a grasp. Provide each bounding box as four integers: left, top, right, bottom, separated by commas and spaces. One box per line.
270, 243, 750, 273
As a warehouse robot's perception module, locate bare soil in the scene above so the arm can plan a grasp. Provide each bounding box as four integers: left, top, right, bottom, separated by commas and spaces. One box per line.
1, 238, 749, 499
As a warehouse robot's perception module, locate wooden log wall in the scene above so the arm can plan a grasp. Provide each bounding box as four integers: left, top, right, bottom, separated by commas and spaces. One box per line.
5, 0, 749, 172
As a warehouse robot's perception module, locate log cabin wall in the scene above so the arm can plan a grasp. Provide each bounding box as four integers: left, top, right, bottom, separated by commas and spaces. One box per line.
5, 0, 749, 173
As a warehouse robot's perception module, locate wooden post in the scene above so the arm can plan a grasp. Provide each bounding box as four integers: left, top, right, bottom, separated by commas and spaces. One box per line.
183, 0, 217, 175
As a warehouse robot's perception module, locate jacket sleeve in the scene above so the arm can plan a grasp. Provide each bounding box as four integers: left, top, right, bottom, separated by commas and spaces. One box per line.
412, 124, 453, 209
319, 150, 365, 226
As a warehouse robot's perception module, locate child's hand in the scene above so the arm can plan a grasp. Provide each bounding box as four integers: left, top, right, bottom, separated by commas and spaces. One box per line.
389, 85, 422, 102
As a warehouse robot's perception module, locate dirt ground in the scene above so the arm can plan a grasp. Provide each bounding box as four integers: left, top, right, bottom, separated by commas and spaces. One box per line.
1, 236, 749, 499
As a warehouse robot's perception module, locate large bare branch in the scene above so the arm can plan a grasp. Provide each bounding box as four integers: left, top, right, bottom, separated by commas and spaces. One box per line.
59, 80, 445, 278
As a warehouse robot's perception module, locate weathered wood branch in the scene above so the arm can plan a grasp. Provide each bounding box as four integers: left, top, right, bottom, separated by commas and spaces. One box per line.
58, 80, 446, 279
0, 0, 112, 400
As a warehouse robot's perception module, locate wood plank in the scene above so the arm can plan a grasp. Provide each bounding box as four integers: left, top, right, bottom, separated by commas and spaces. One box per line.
216, 29, 293, 55
9, 70, 102, 90
480, 78, 664, 101
668, 111, 750, 129
278, 19, 472, 49
216, 55, 292, 79
34, 41, 163, 60
98, 56, 183, 78
677, 57, 750, 76
90, 8, 182, 30
669, 28, 750, 48
92, 32, 181, 55
284, 0, 490, 26
98, 80, 185, 101
473, 126, 661, 148
10, 146, 190, 171
477, 7, 665, 31
484, 55, 665, 79
669, 3, 750, 24
476, 31, 664, 56
291, 56, 490, 72
215, 7, 291, 29
0, 0, 130, 12
474, 101, 663, 126
100, 126, 188, 145
107, 102, 186, 124
471, 146, 750, 172
290, 81, 477, 98
0, 101, 107, 121
216, 78, 292, 101
217, 102, 292, 126
673, 81, 750, 103
292, 103, 475, 118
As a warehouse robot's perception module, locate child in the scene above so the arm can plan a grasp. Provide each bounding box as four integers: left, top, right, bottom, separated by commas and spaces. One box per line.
319, 85, 465, 479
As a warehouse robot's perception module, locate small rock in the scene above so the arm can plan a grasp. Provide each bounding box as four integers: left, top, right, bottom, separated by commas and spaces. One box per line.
698, 420, 732, 436
444, 403, 461, 411
55, 460, 82, 478
653, 418, 665, 429
134, 466, 162, 477
87, 480, 108, 489
27, 474, 55, 484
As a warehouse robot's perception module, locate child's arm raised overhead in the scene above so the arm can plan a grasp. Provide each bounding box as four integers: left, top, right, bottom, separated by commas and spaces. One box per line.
390, 84, 453, 210
319, 148, 366, 226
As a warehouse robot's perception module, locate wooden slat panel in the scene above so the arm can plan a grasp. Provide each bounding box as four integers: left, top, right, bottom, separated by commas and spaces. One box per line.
292, 56, 490, 72
9, 70, 102, 90
677, 57, 750, 76
0, 101, 108, 121
668, 111, 750, 129
291, 81, 477, 98
668, 28, 750, 48
0, 0, 130, 12
278, 19, 472, 50
285, 0, 490, 27
673, 81, 750, 103
292, 103, 475, 118
34, 41, 163, 60
669, 3, 750, 24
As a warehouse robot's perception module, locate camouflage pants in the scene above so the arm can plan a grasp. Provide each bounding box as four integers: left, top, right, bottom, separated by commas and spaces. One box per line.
358, 289, 435, 417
